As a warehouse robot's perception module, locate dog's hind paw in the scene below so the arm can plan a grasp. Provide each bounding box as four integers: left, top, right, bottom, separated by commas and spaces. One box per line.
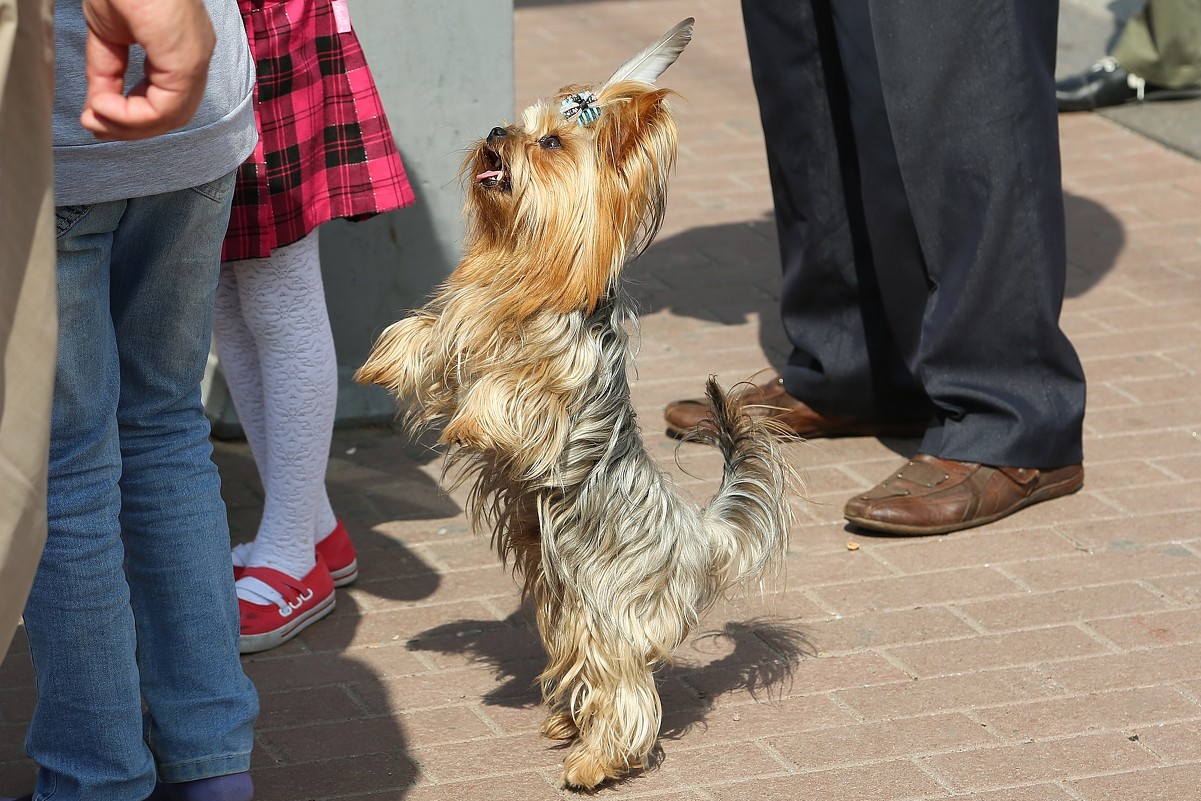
541, 710, 579, 741
561, 748, 615, 790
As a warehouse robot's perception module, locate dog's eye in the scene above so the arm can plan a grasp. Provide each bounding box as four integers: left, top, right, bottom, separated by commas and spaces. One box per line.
539, 135, 563, 150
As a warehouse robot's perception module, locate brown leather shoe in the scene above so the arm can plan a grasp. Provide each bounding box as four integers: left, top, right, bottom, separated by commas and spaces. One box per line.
664, 373, 927, 440
844, 453, 1084, 535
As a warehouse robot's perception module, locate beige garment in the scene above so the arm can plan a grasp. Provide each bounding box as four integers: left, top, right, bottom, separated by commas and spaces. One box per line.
0, 0, 56, 658
1113, 0, 1201, 89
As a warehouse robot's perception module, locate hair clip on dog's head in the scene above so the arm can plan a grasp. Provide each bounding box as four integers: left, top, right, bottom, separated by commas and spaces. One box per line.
560, 92, 600, 125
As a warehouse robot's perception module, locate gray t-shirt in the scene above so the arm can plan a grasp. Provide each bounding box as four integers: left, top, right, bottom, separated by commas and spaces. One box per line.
53, 0, 257, 206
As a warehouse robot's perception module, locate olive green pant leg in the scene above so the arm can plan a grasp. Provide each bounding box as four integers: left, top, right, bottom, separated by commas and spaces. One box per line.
1113, 0, 1201, 88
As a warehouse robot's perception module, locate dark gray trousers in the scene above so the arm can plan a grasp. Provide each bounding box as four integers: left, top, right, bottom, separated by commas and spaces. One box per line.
742, 0, 1085, 467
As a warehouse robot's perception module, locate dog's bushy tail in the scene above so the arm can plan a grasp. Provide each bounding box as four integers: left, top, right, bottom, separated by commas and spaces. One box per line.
695, 377, 794, 596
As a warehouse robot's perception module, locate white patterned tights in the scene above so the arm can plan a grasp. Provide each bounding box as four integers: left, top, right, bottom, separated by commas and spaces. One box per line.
213, 230, 338, 600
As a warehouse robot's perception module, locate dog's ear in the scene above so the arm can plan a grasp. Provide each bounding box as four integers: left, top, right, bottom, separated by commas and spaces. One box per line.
591, 84, 677, 255
593, 86, 675, 171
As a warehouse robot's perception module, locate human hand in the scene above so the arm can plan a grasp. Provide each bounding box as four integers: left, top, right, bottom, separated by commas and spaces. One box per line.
80, 0, 215, 140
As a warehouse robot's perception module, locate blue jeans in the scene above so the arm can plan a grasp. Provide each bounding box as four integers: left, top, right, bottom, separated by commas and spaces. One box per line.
22, 175, 258, 800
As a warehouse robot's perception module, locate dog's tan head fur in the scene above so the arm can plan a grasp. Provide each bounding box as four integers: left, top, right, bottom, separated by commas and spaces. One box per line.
449, 16, 694, 323
455, 80, 677, 321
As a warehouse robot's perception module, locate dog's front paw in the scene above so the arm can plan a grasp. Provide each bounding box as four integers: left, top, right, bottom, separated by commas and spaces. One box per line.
439, 414, 500, 453
355, 313, 441, 399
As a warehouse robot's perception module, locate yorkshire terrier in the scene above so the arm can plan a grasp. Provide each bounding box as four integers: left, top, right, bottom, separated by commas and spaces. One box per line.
356, 18, 793, 788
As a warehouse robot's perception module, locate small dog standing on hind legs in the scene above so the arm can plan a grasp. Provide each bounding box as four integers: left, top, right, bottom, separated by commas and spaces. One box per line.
356, 18, 795, 789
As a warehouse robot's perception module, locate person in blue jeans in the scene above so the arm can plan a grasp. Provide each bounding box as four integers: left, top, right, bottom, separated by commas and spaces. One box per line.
9, 0, 261, 799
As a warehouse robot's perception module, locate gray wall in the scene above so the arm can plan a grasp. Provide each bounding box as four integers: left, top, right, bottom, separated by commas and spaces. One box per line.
205, 0, 515, 436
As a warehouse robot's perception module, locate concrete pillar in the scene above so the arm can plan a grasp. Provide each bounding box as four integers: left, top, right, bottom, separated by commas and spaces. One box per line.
205, 0, 515, 436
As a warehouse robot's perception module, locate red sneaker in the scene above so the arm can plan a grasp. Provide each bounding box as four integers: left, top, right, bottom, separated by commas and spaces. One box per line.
317, 520, 358, 587
233, 519, 358, 587
238, 557, 335, 654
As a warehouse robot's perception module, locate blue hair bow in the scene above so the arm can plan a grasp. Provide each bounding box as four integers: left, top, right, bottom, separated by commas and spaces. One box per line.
560, 92, 600, 126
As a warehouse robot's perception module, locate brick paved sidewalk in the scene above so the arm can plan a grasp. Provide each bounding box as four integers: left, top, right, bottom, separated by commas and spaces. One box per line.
3, 1, 1200, 799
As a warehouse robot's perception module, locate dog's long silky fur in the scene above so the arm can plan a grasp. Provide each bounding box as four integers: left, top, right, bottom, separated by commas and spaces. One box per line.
356, 19, 793, 789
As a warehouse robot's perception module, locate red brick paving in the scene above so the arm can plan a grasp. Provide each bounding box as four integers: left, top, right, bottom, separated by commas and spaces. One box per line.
3, 1, 1201, 798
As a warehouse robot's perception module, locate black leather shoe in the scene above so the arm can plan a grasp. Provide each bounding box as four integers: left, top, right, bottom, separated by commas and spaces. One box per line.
1058, 57, 1201, 112
1057, 58, 1141, 111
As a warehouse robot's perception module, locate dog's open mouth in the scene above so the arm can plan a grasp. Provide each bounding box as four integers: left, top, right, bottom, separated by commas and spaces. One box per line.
476, 148, 510, 191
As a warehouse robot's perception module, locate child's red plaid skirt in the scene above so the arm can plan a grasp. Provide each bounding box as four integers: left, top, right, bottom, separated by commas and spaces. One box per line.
223, 0, 415, 262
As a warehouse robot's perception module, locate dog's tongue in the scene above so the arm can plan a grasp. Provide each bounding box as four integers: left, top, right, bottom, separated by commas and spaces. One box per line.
477, 169, 504, 182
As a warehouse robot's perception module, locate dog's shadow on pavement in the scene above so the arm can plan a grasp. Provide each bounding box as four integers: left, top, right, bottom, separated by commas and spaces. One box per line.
407, 606, 813, 773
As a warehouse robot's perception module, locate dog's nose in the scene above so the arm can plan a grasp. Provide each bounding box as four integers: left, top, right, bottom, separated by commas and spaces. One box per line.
487, 127, 508, 143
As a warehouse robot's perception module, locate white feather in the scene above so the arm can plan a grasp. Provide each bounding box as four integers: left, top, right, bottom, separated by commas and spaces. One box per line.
603, 17, 694, 88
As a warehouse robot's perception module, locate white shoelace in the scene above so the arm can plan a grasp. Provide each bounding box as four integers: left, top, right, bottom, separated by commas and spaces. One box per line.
1129, 72, 1147, 100
1092, 56, 1146, 99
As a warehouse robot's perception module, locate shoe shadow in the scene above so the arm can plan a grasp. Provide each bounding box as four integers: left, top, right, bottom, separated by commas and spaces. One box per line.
1063, 190, 1125, 297
406, 605, 812, 782
216, 425, 453, 801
